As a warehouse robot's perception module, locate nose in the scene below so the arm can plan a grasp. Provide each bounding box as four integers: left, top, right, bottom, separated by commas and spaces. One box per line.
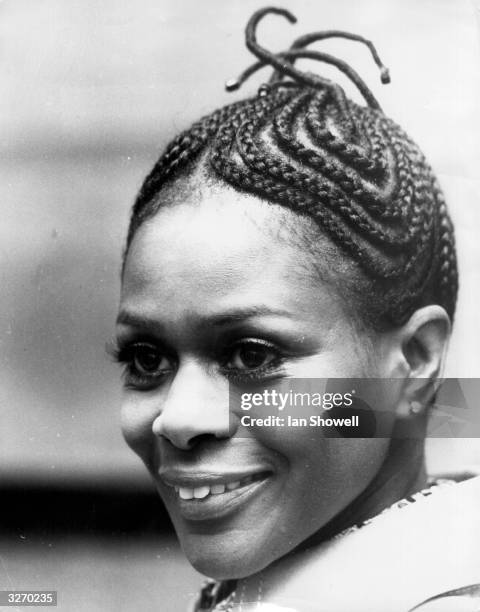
152, 361, 232, 449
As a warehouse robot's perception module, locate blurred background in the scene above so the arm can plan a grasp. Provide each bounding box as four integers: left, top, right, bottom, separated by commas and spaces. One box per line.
1, 0, 479, 610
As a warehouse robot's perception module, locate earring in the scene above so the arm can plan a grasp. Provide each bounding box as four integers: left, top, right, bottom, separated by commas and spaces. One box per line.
409, 401, 423, 415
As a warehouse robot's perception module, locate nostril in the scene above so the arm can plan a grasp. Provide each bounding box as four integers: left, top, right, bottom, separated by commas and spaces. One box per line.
186, 432, 223, 449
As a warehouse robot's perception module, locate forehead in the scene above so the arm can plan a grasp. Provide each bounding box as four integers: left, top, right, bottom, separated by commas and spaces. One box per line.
120, 187, 344, 324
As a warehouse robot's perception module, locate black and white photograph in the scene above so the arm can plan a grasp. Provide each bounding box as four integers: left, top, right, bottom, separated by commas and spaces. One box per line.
1, 1, 480, 611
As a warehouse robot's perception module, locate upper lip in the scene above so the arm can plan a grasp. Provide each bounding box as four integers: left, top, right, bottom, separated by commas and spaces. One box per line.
158, 467, 272, 488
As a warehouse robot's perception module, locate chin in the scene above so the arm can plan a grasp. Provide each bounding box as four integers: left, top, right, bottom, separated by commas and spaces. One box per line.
181, 534, 277, 580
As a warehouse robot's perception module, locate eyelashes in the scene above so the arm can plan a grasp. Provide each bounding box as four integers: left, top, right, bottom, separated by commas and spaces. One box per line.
107, 337, 286, 389
219, 338, 284, 383
106, 339, 174, 390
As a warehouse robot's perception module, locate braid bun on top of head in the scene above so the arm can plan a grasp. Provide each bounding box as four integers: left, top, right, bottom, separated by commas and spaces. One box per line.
126, 6, 458, 331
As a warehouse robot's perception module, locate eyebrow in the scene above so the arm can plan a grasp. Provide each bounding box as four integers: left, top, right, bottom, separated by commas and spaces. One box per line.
116, 306, 294, 329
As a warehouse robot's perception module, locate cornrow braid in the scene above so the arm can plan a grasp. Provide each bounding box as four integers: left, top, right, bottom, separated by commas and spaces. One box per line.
125, 7, 458, 329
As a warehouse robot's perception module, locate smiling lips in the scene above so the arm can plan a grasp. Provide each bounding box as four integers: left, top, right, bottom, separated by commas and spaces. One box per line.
174, 473, 267, 500
159, 468, 272, 521
160, 470, 270, 501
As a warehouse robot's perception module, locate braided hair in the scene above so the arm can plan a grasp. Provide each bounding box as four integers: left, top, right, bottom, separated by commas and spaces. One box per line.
124, 7, 458, 330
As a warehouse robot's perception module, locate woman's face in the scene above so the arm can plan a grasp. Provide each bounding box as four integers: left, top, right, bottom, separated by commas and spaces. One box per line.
117, 184, 393, 579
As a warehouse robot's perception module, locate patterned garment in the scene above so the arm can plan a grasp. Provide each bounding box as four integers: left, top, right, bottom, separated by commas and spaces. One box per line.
194, 582, 480, 611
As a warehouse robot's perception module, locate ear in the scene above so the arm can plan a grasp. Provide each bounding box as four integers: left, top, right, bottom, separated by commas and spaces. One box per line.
395, 305, 451, 417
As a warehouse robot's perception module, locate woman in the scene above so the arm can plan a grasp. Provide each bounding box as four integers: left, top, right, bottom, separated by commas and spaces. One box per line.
112, 8, 480, 611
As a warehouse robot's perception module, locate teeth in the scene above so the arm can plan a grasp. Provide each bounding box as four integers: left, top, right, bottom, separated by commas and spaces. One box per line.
174, 474, 263, 499
226, 480, 241, 491
179, 487, 194, 500
193, 486, 210, 499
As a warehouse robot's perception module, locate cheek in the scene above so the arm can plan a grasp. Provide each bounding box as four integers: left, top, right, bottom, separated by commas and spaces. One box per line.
279, 432, 389, 484
306, 438, 389, 512
314, 438, 390, 484
313, 440, 387, 534
120, 396, 158, 467
269, 432, 390, 528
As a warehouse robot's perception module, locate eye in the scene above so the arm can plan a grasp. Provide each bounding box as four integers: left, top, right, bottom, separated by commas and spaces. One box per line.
110, 340, 174, 389
131, 343, 172, 376
225, 340, 279, 371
